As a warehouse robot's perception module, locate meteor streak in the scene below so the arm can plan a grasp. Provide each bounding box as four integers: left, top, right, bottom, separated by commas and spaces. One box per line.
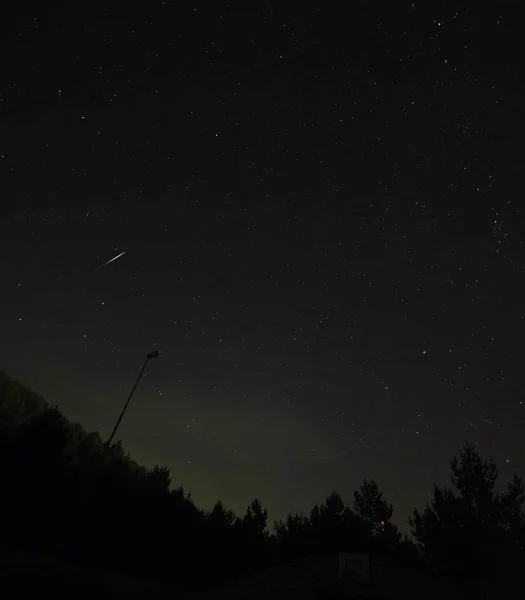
89, 250, 126, 274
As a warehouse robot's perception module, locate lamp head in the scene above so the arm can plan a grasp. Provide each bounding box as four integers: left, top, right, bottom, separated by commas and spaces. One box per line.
147, 349, 161, 359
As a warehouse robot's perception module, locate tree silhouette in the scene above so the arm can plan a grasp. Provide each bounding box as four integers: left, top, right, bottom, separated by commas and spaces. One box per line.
231, 498, 271, 574
242, 498, 269, 540
352, 478, 402, 555
209, 500, 237, 530
4, 371, 525, 596
309, 490, 371, 554
500, 472, 525, 531
0, 405, 75, 555
353, 479, 394, 534
143, 464, 172, 495
410, 441, 525, 592
499, 472, 525, 571
310, 491, 346, 553
450, 442, 499, 521
274, 512, 310, 539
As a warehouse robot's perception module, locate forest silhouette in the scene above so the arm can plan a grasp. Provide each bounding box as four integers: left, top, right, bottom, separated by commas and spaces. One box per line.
0, 371, 523, 598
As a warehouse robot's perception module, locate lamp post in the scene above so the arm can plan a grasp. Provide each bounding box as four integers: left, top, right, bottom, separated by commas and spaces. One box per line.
105, 349, 161, 448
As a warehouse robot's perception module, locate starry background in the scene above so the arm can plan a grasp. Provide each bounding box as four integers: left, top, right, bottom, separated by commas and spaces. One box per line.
1, 2, 525, 532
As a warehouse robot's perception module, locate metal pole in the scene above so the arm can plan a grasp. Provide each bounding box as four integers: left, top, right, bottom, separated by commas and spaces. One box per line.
106, 356, 150, 448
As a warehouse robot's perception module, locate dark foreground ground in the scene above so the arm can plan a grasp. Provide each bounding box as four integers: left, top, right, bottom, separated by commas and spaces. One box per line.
1, 545, 496, 600
0, 546, 510, 600
0, 545, 190, 600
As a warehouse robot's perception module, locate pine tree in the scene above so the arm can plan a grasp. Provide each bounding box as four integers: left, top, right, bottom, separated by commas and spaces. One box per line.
410, 441, 525, 586
353, 479, 394, 534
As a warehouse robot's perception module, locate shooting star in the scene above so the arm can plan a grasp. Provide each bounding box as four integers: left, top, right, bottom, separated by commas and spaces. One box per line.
89, 250, 126, 275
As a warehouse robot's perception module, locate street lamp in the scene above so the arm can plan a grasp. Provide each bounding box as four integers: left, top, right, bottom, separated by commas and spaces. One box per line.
105, 349, 161, 448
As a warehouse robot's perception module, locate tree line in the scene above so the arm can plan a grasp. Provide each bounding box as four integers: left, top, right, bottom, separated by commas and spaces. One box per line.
0, 373, 523, 593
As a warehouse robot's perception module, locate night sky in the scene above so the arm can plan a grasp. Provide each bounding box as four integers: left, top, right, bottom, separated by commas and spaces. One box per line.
2, 2, 525, 532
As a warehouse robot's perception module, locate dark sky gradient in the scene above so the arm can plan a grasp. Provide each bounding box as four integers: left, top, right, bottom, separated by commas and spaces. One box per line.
1, 2, 525, 531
